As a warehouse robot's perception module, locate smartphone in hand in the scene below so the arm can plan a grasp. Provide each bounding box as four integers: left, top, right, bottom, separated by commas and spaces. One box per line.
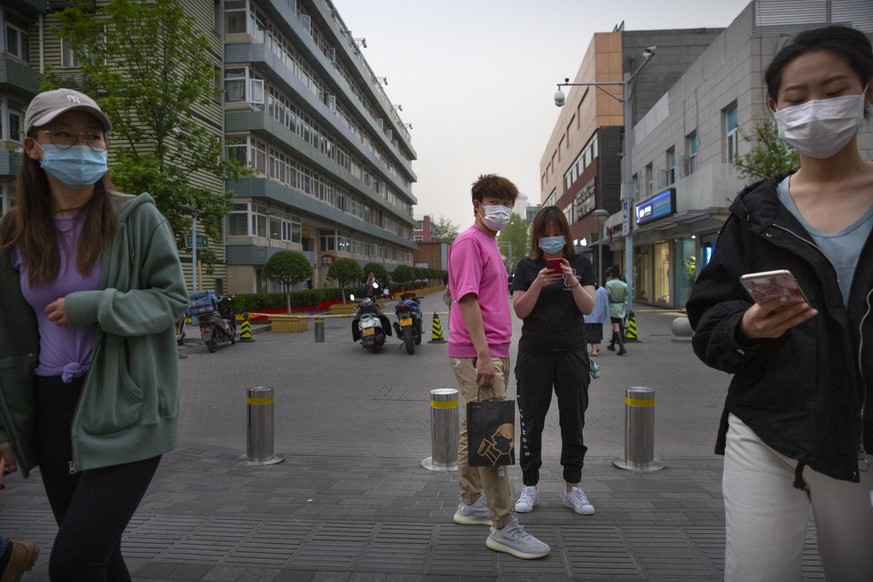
546, 258, 563, 273
740, 269, 808, 304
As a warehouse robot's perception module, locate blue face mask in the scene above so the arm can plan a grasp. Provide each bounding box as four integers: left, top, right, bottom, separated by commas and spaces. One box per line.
39, 144, 108, 189
538, 235, 566, 255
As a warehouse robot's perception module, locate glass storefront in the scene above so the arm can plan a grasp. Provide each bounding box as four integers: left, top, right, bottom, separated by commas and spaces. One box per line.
652, 242, 671, 306
674, 237, 697, 307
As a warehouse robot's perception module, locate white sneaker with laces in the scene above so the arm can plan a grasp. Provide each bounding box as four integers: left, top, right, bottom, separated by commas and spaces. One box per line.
515, 485, 538, 513
486, 518, 550, 559
562, 486, 595, 515
452, 494, 490, 525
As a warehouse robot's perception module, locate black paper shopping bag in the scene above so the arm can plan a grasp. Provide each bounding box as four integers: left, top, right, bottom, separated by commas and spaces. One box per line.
467, 399, 515, 467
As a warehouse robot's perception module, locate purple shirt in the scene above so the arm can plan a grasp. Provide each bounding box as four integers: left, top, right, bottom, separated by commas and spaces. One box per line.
12, 215, 101, 381
447, 226, 511, 358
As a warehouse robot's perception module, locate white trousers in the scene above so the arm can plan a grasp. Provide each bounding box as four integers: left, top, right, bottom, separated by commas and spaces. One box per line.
723, 414, 873, 582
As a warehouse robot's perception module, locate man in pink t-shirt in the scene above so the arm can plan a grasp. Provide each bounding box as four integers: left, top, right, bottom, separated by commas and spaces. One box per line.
447, 174, 550, 560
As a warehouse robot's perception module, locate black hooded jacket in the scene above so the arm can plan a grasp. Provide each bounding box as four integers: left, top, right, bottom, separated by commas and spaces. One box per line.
687, 173, 872, 484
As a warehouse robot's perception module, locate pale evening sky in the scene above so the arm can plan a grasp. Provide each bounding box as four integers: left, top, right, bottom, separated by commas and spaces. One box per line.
331, 0, 753, 231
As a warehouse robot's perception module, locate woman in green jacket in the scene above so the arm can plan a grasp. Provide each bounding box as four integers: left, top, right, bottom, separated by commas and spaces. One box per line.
0, 88, 188, 580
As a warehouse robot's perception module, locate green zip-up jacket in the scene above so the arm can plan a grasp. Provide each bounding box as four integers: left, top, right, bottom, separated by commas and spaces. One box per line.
0, 192, 188, 476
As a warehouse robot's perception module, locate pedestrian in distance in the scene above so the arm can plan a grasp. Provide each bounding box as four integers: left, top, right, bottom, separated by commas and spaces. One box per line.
510, 205, 596, 516
605, 266, 628, 355
0, 88, 189, 580
687, 25, 873, 582
365, 271, 377, 298
584, 282, 610, 357
448, 174, 550, 560
0, 455, 39, 581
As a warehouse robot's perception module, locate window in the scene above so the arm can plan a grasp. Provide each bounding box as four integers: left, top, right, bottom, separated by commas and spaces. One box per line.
228, 203, 250, 236
225, 0, 247, 34
320, 230, 336, 252
61, 39, 81, 68
666, 147, 676, 185
645, 163, 654, 196
632, 173, 639, 197
5, 12, 30, 62
725, 104, 738, 163
7, 111, 23, 143
686, 131, 698, 176
224, 67, 263, 104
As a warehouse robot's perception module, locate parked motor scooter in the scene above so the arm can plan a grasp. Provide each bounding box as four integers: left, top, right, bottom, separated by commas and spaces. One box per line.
392, 293, 423, 354
351, 295, 392, 353
188, 290, 237, 353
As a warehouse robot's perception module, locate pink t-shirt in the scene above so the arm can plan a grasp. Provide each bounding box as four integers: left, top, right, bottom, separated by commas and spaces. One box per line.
447, 225, 511, 358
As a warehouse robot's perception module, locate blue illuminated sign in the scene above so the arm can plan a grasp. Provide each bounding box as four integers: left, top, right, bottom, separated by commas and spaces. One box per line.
635, 188, 676, 225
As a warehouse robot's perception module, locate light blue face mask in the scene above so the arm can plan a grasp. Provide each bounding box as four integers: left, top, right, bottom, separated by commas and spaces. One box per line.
39, 144, 108, 189
538, 235, 566, 255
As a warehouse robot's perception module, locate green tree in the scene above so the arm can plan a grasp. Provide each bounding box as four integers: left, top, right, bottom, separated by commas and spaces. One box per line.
48, 0, 250, 271
734, 117, 800, 185
431, 216, 460, 243
391, 265, 415, 289
497, 213, 529, 272
327, 258, 363, 303
264, 252, 313, 313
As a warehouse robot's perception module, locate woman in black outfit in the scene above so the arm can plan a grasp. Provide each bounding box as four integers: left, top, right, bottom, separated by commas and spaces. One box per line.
510, 206, 596, 515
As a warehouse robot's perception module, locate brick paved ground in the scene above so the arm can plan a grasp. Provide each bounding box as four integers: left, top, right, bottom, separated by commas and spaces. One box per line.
0, 294, 824, 580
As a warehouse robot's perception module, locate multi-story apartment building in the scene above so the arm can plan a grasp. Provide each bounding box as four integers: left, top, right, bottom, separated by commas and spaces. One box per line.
540, 25, 722, 281
2, 0, 416, 295
221, 0, 417, 294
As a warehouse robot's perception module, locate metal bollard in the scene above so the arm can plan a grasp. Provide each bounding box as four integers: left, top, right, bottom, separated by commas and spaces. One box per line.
421, 388, 459, 471
237, 387, 285, 466
612, 387, 665, 471
314, 317, 325, 343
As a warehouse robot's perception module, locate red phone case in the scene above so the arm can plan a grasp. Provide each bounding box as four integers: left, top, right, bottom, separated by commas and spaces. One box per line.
546, 258, 562, 272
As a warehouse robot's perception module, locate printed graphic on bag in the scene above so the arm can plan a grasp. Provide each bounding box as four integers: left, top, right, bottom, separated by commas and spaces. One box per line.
467, 400, 515, 467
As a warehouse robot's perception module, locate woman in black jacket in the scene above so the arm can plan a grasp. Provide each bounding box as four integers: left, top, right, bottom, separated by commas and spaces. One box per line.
687, 25, 873, 582
511, 206, 596, 515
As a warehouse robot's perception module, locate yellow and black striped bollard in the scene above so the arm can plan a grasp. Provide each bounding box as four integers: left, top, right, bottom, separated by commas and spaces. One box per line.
625, 310, 639, 342
239, 312, 255, 342
429, 312, 447, 344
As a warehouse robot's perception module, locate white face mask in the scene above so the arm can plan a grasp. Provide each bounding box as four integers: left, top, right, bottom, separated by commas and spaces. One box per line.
479, 204, 512, 231
773, 90, 866, 159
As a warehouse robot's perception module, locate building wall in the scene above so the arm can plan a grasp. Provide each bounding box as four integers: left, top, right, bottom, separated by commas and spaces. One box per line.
412, 241, 447, 272
222, 0, 418, 294
539, 27, 721, 280
623, 0, 873, 307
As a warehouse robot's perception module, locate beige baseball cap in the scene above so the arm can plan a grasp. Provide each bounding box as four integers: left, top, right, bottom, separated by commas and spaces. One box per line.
24, 88, 112, 134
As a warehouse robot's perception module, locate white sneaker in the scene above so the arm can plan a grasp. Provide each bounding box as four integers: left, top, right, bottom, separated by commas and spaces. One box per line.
514, 485, 538, 513
562, 486, 595, 515
453, 494, 490, 525
486, 518, 550, 559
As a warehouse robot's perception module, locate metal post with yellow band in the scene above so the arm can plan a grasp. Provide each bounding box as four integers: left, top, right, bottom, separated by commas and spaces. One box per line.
237, 386, 285, 466
613, 387, 665, 471
421, 388, 459, 471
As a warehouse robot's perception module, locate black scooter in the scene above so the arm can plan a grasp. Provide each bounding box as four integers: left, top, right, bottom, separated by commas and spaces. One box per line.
351, 296, 392, 353
188, 291, 237, 353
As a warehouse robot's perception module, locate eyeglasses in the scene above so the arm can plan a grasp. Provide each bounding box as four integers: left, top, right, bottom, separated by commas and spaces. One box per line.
36, 129, 107, 151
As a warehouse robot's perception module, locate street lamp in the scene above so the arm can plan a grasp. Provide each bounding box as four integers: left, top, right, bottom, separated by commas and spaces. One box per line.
592, 208, 610, 281
554, 45, 656, 309
179, 203, 197, 292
